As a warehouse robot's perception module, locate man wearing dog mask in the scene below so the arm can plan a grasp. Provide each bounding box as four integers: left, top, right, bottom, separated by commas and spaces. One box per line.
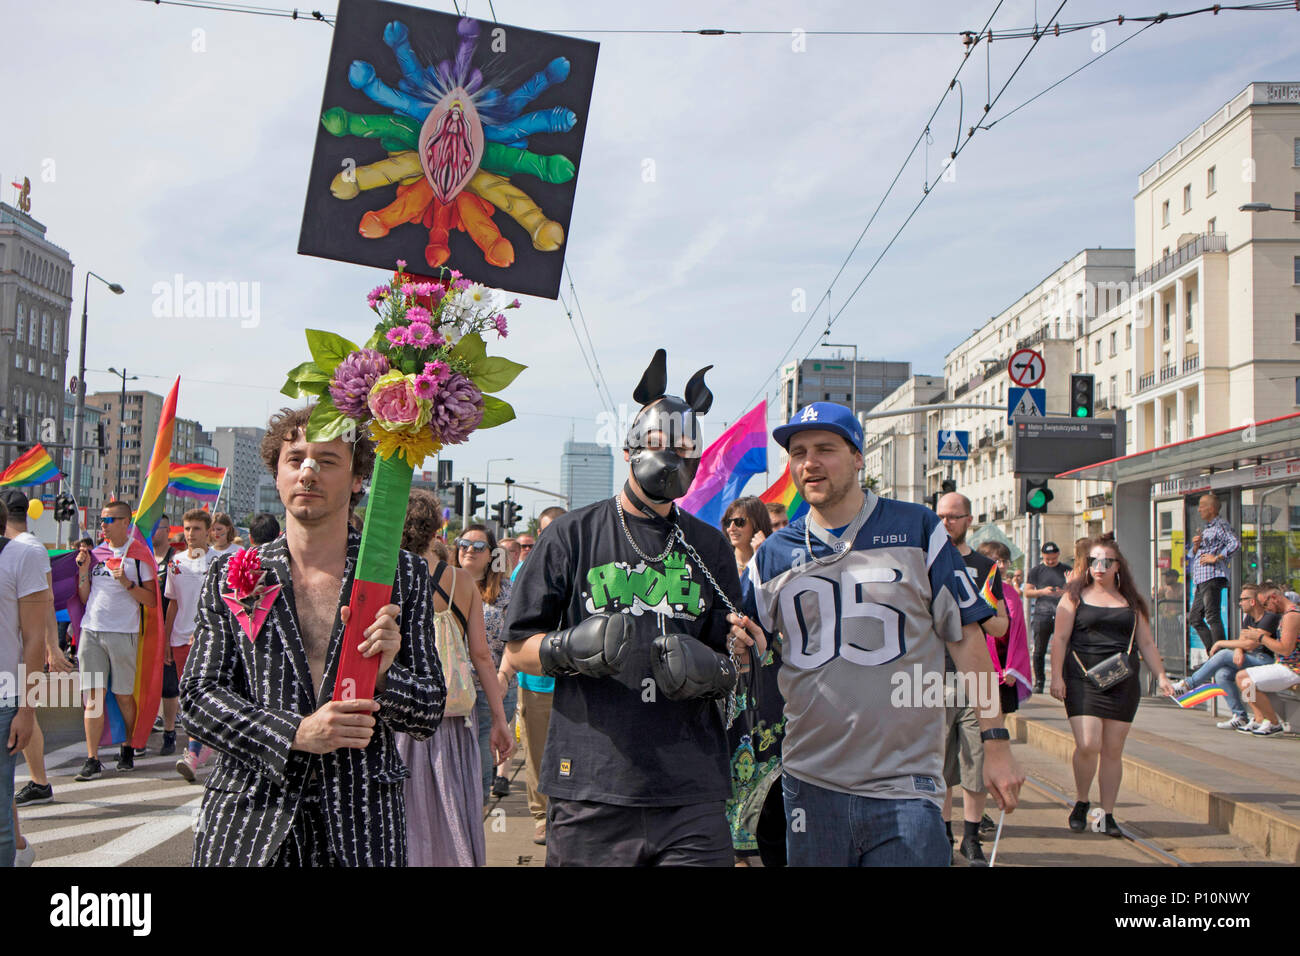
505, 350, 765, 866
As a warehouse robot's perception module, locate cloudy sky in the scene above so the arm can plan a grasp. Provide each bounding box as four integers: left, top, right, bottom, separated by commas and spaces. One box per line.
7, 0, 1300, 521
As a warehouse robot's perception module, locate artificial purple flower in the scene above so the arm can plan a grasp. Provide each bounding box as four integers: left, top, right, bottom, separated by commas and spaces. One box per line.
493, 313, 508, 338
413, 282, 435, 297
328, 348, 390, 420
423, 360, 450, 383
408, 322, 437, 348
400, 282, 414, 297
385, 326, 409, 347
406, 305, 432, 324
396, 259, 408, 269
509, 298, 521, 309
428, 372, 484, 445
449, 269, 462, 279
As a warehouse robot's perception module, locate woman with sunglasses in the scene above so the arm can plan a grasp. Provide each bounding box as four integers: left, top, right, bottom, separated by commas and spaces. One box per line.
1049, 533, 1174, 836
722, 497, 772, 578
455, 523, 516, 800
397, 494, 512, 865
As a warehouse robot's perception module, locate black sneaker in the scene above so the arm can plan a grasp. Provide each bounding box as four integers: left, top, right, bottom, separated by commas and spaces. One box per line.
74, 758, 103, 781
116, 745, 135, 773
959, 837, 988, 866
1068, 800, 1090, 832
14, 781, 53, 806
133, 746, 148, 757
978, 813, 996, 836
491, 775, 510, 798
159, 731, 177, 757
1103, 813, 1123, 838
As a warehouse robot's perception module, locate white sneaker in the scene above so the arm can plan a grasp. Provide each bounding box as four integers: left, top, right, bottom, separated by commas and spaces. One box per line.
1252, 720, 1284, 736
1170, 679, 1189, 696
14, 842, 35, 867
1236, 720, 1261, 734
1217, 715, 1249, 730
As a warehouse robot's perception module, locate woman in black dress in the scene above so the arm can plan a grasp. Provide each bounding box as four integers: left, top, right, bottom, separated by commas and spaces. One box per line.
1049, 533, 1174, 836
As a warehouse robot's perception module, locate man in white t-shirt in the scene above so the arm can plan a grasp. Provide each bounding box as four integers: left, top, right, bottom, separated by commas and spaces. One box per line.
165, 509, 214, 780
74, 499, 156, 780
2, 491, 73, 823
0, 497, 51, 869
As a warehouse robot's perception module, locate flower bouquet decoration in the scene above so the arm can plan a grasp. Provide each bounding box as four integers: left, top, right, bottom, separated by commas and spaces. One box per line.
281, 260, 523, 699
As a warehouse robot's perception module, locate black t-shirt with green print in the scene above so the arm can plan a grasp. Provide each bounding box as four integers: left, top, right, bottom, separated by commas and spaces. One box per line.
505, 496, 740, 806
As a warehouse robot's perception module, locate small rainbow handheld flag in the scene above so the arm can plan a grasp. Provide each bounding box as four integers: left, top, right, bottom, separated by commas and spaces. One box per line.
167, 463, 226, 503
980, 569, 1000, 609
1174, 685, 1227, 708
0, 443, 62, 487
760, 465, 809, 522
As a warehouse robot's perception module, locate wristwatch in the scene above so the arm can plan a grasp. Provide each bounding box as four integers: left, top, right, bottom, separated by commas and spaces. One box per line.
980, 728, 1011, 742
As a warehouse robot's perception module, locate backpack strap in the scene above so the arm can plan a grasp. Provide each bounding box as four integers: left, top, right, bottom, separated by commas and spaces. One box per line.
431, 559, 469, 634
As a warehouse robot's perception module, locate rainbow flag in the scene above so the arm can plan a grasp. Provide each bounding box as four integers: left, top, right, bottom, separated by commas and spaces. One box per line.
759, 464, 809, 523
980, 570, 1000, 610
679, 402, 768, 528
1174, 685, 1227, 708
0, 443, 62, 487
167, 463, 226, 503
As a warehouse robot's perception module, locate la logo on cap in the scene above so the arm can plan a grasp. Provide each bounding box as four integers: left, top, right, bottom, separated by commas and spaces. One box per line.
800, 406, 819, 422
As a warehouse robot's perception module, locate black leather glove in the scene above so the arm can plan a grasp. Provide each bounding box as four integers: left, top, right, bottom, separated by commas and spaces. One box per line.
650, 633, 737, 701
539, 613, 634, 678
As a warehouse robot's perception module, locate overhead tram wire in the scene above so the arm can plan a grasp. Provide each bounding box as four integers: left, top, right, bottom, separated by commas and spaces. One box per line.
562, 262, 617, 420
131, 0, 1299, 33
731, 0, 1009, 419
559, 287, 616, 422
805, 0, 1070, 364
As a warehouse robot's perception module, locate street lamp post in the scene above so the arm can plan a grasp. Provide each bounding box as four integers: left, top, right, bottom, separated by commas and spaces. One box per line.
106, 366, 138, 502
71, 271, 124, 535
1240, 202, 1300, 214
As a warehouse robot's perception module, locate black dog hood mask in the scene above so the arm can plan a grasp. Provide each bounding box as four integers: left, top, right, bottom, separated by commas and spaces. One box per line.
623, 349, 714, 505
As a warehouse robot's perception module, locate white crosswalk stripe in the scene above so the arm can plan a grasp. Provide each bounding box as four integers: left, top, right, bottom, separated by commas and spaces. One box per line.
35, 796, 203, 867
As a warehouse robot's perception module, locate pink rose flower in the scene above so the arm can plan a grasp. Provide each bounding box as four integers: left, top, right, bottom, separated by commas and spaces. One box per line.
368, 371, 432, 432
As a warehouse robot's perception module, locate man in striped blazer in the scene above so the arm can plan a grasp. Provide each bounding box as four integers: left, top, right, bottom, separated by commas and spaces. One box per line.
180, 407, 445, 866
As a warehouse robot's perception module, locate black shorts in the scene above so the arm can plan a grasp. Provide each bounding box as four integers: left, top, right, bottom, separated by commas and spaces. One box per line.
545, 798, 732, 867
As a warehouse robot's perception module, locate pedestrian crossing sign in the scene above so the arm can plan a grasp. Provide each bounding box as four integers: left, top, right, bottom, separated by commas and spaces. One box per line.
1007, 387, 1046, 424
936, 429, 970, 461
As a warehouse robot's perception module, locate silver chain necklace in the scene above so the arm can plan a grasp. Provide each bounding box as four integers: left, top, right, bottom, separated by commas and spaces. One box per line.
613, 495, 746, 728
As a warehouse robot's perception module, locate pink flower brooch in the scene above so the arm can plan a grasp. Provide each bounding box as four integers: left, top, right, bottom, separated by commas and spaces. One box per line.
220, 548, 282, 643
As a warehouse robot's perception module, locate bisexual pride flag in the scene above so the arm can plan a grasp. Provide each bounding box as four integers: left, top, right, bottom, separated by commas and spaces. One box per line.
678, 402, 768, 529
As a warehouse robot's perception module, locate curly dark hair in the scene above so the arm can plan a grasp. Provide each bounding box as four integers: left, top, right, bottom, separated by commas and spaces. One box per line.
402, 489, 444, 556
260, 406, 375, 509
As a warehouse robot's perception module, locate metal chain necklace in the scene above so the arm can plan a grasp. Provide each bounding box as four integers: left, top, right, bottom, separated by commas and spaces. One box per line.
614, 494, 680, 564
613, 495, 747, 729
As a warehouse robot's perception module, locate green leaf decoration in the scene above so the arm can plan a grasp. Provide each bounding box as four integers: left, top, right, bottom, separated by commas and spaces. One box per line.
478, 394, 516, 430
306, 329, 360, 376
363, 328, 384, 351
449, 332, 486, 367
304, 394, 354, 442
280, 361, 330, 399
471, 356, 527, 393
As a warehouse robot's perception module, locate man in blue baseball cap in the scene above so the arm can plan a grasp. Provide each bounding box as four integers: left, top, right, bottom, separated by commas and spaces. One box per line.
740, 402, 1024, 866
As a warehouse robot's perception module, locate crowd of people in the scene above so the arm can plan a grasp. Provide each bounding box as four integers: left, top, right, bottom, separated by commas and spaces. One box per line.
1, 372, 1297, 867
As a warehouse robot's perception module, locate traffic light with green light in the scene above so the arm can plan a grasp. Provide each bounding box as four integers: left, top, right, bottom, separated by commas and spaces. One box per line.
1070, 373, 1095, 418
1023, 478, 1053, 514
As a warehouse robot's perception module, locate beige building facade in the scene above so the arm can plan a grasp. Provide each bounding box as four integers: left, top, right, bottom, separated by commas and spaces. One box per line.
862, 375, 945, 503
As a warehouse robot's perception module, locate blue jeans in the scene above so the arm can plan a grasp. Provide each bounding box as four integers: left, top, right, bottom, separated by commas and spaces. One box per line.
1189, 648, 1273, 718
782, 773, 950, 866
0, 706, 16, 868
476, 682, 517, 799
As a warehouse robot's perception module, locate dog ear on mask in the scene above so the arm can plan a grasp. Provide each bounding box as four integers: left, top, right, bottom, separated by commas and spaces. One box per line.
633, 349, 668, 406
684, 365, 714, 414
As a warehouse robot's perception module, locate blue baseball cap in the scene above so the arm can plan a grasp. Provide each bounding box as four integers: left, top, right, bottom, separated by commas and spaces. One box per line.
773, 402, 864, 452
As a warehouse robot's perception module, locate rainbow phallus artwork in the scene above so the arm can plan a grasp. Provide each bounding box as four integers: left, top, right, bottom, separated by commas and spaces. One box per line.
300, 0, 598, 299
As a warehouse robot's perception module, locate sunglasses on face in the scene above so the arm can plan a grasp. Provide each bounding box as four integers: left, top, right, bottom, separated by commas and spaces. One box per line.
520, 544, 534, 551
98, 516, 118, 524
456, 539, 490, 553
725, 517, 748, 528
1090, 557, 1118, 570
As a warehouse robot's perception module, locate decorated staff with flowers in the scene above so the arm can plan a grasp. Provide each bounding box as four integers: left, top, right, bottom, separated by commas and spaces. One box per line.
181, 261, 520, 867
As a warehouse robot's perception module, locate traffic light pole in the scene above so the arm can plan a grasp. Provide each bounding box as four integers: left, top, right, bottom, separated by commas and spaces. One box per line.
461, 476, 470, 532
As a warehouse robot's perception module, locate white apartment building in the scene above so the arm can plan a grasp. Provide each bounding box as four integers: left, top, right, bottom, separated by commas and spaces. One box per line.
1129, 81, 1300, 451
862, 375, 945, 503
925, 248, 1136, 555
